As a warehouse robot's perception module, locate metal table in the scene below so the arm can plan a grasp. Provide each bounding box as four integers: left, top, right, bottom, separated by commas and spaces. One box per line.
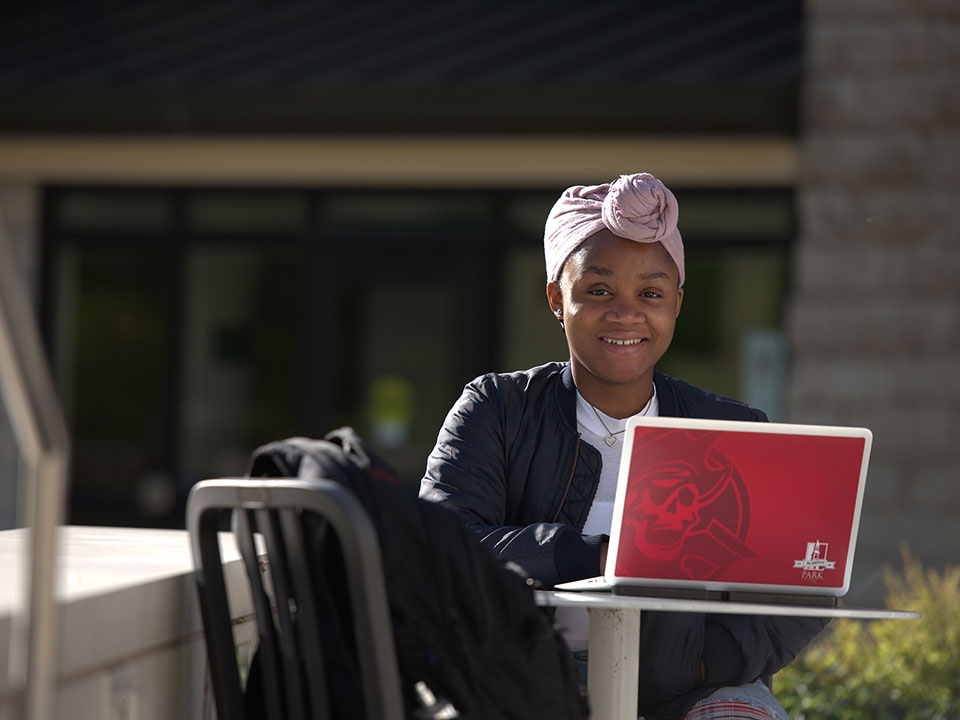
536, 590, 921, 720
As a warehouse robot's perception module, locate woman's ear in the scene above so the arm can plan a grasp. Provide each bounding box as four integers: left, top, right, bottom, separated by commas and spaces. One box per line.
675, 287, 684, 318
546, 281, 563, 315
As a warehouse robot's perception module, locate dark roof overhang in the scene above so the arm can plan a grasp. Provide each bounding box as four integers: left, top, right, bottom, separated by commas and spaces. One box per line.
0, 0, 802, 135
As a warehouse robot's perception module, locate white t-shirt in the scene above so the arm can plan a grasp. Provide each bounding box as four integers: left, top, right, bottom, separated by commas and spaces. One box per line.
554, 387, 659, 651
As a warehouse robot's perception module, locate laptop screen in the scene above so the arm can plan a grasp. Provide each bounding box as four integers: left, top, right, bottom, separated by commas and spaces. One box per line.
607, 418, 871, 596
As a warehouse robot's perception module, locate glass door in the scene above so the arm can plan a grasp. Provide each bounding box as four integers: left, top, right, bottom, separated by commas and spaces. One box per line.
314, 247, 494, 483
44, 188, 501, 526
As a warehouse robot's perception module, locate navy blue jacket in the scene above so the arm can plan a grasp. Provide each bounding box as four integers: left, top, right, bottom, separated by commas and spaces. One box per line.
420, 362, 827, 719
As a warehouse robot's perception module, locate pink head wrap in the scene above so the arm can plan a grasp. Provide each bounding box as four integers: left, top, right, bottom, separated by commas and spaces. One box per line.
543, 172, 685, 287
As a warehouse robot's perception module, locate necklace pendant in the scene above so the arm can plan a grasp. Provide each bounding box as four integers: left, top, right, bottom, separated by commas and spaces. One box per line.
604, 435, 618, 447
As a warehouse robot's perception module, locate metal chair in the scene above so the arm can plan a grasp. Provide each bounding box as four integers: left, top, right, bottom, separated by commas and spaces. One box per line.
186, 478, 404, 720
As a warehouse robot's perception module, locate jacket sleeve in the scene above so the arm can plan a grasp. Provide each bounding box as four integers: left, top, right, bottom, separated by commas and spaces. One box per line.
419, 376, 603, 587
707, 614, 829, 684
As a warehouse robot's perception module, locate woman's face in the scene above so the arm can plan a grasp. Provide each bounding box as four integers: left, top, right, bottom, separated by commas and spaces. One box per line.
547, 229, 683, 411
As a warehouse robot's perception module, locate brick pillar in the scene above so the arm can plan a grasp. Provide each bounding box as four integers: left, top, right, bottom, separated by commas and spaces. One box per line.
789, 1, 960, 603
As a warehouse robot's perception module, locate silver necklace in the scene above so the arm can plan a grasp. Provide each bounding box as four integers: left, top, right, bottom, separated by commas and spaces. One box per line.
589, 393, 654, 447
590, 404, 626, 447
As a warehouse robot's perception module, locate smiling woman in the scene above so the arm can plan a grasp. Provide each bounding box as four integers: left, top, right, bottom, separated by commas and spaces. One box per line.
419, 172, 822, 720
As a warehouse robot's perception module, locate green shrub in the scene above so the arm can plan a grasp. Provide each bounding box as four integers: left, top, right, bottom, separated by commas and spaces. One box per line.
775, 550, 960, 720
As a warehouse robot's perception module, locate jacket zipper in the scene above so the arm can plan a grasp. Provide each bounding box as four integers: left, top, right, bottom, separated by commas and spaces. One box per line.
552, 436, 580, 523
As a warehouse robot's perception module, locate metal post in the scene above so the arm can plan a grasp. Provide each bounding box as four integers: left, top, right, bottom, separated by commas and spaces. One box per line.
587, 607, 641, 720
0, 213, 70, 719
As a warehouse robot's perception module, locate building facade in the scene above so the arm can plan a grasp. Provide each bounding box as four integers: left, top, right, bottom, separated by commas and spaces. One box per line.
2, 1, 956, 605
790, 0, 960, 602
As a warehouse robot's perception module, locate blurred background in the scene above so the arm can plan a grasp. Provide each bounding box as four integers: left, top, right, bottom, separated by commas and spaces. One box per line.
0, 0, 957, 606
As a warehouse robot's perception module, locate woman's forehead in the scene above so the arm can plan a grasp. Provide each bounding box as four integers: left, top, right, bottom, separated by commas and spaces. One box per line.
565, 230, 679, 281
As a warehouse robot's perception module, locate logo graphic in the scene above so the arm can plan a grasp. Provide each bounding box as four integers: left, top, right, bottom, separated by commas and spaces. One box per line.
621, 430, 756, 581
793, 540, 836, 572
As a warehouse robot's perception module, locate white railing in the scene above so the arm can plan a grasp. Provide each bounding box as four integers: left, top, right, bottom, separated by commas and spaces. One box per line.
0, 212, 70, 719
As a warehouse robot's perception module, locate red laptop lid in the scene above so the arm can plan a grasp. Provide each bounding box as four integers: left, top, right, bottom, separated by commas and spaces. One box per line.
608, 418, 871, 596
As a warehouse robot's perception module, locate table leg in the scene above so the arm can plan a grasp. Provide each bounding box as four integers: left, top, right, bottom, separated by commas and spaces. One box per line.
587, 606, 641, 720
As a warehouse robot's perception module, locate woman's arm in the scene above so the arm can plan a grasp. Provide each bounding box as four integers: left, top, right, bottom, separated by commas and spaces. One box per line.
419, 376, 603, 587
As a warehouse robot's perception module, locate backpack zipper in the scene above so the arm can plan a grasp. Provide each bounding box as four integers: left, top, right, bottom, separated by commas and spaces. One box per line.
552, 436, 580, 523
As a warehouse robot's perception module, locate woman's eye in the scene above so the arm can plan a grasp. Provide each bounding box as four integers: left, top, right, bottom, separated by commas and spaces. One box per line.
641, 290, 662, 299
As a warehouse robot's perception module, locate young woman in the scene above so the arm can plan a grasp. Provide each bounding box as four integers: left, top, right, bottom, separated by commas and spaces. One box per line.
420, 173, 824, 719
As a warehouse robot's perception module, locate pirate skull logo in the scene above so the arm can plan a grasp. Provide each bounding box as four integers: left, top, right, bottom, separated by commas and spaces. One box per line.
622, 430, 754, 575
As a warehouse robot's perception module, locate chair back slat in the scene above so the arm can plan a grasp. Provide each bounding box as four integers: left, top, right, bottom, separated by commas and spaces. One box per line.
279, 510, 330, 717
314, 485, 400, 720
193, 508, 247, 720
256, 508, 307, 720
235, 507, 286, 720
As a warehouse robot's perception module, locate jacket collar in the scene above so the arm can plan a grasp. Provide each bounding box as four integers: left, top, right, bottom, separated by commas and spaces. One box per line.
556, 363, 678, 425
556, 363, 579, 433
653, 371, 679, 417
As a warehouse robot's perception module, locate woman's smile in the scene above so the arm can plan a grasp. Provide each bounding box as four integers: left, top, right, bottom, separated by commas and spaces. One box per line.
599, 335, 647, 348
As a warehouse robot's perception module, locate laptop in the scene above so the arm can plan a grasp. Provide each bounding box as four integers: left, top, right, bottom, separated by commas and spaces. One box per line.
555, 416, 872, 600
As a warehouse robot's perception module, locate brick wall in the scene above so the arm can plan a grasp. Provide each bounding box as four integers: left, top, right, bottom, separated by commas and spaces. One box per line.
789, 0, 960, 603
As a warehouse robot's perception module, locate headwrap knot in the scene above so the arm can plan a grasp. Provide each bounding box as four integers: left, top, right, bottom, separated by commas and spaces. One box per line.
544, 172, 685, 286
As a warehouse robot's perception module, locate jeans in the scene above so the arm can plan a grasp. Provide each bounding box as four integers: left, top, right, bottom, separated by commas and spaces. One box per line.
680, 681, 789, 720
571, 651, 789, 720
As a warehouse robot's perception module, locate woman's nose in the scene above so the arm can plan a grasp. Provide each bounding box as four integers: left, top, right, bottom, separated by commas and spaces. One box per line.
606, 297, 644, 322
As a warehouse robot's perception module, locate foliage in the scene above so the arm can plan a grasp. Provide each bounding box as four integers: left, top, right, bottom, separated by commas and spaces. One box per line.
776, 549, 960, 720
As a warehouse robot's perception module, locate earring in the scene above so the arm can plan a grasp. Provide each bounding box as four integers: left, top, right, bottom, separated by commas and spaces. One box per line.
555, 308, 565, 330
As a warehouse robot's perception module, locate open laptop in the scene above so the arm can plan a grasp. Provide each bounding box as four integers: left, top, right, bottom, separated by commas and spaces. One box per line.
556, 417, 871, 601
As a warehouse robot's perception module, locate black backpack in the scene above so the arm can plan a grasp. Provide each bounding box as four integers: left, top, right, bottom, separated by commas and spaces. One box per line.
245, 427, 588, 720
